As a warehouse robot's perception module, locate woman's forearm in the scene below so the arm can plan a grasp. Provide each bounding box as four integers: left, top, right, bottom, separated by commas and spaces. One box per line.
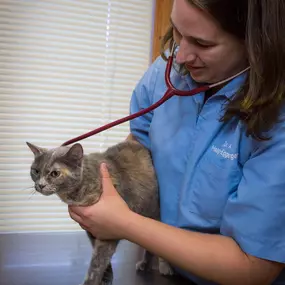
69, 163, 282, 285
123, 212, 251, 285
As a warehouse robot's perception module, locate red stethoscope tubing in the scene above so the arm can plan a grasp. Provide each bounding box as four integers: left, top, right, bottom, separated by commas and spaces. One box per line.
61, 53, 210, 146
62, 42, 250, 147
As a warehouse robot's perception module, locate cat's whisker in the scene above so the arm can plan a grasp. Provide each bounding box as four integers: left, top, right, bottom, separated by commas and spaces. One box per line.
21, 186, 34, 191
27, 189, 37, 200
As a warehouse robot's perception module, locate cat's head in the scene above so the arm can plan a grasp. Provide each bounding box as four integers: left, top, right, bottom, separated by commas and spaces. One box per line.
26, 142, 84, 202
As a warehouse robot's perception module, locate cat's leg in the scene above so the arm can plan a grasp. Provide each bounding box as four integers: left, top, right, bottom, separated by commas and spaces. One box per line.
81, 264, 113, 285
158, 257, 174, 276
136, 250, 174, 276
136, 249, 153, 272
101, 263, 113, 285
151, 212, 174, 276
86, 230, 96, 247
80, 231, 96, 285
82, 239, 118, 285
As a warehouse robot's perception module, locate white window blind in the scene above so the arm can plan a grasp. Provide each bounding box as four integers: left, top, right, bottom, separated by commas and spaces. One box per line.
0, 0, 154, 233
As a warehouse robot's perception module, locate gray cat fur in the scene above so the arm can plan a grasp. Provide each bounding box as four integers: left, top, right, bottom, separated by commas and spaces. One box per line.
27, 140, 173, 285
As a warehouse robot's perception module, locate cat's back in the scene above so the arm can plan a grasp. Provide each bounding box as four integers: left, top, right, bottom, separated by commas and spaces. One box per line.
103, 140, 158, 217
104, 140, 154, 173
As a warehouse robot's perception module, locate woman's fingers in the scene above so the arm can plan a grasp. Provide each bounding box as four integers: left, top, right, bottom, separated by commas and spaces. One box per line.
100, 163, 117, 196
68, 206, 84, 223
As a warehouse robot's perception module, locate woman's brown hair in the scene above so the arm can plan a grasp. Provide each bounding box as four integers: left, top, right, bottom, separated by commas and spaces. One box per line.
161, 0, 285, 140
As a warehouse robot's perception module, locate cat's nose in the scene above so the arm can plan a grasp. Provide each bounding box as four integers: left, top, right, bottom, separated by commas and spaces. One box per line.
37, 178, 47, 191
38, 183, 46, 190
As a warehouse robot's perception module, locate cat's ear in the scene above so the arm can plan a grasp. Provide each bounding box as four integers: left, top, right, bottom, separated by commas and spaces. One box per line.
65, 143, 84, 166
26, 142, 45, 156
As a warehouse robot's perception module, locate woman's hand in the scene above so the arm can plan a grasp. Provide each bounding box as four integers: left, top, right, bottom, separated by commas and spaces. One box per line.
68, 163, 133, 240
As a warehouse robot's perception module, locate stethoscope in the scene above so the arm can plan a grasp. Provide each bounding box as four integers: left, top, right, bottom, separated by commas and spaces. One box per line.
62, 43, 250, 146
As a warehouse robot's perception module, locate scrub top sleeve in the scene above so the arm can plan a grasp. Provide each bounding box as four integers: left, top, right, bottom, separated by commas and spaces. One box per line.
220, 119, 285, 264
129, 57, 162, 149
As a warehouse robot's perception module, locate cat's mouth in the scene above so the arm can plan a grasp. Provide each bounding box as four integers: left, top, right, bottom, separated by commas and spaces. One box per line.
35, 185, 55, 196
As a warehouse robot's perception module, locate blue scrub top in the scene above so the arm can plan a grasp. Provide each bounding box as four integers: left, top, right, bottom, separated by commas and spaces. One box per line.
129, 56, 285, 285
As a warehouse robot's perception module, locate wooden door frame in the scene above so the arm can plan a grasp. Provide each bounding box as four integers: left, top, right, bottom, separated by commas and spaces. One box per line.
151, 0, 173, 62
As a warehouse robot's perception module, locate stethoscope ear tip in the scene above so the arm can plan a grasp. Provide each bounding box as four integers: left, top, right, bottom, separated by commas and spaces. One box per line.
170, 42, 177, 56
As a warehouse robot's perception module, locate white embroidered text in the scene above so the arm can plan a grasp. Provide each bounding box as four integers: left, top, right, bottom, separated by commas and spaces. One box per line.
211, 145, 238, 160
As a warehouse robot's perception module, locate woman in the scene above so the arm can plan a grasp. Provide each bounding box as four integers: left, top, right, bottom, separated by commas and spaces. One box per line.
69, 1, 285, 284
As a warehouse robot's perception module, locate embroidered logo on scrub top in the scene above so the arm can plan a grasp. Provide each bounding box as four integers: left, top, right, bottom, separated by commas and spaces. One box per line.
211, 141, 238, 161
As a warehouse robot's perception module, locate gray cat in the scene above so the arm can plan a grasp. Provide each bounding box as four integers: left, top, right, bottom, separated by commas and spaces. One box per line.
26, 140, 173, 285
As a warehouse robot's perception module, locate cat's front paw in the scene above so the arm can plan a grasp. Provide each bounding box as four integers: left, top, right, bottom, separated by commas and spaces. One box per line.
158, 258, 174, 276
79, 278, 91, 285
100, 270, 113, 284
136, 259, 153, 272
80, 279, 111, 285
136, 259, 148, 272
100, 281, 112, 285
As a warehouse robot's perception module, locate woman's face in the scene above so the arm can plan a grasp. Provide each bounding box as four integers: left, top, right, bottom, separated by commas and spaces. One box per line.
172, 0, 248, 84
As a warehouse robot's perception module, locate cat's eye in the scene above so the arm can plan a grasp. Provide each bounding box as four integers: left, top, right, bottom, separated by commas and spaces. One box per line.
50, 170, 60, 178
31, 168, 39, 176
